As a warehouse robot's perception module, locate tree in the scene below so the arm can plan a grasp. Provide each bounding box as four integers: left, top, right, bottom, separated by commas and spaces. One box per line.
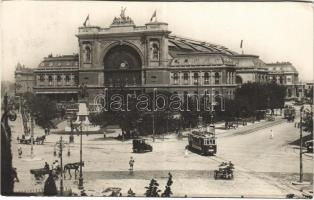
302, 111, 313, 135
234, 82, 286, 117
144, 179, 161, 197
43, 171, 58, 196
161, 172, 173, 197
22, 93, 58, 129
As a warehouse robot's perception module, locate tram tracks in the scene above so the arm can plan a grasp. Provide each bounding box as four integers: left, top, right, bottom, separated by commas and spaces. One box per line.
220, 118, 286, 138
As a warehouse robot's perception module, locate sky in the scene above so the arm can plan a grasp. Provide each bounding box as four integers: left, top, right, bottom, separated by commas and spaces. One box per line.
0, 1, 313, 82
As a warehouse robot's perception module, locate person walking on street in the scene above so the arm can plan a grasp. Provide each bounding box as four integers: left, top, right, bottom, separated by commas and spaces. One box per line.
44, 162, 50, 171
129, 157, 135, 174
185, 146, 189, 157
18, 147, 22, 158
270, 129, 274, 139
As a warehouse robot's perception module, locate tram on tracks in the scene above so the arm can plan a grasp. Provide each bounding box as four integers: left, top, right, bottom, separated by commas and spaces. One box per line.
187, 125, 217, 156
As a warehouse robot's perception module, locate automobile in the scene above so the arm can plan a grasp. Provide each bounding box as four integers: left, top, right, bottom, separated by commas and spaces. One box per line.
214, 162, 234, 180
305, 140, 313, 153
132, 139, 152, 153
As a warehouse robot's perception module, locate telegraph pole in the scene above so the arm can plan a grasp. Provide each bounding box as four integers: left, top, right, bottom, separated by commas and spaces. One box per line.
30, 115, 34, 158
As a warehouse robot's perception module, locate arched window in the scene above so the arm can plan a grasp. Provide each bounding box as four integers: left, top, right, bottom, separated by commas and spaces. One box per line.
214, 72, 220, 84
183, 72, 189, 85
48, 75, 53, 86
173, 73, 179, 85
236, 75, 243, 84
74, 75, 79, 85
65, 75, 70, 85
109, 78, 113, 86
57, 75, 62, 85
204, 72, 209, 85
39, 75, 45, 82
193, 72, 199, 85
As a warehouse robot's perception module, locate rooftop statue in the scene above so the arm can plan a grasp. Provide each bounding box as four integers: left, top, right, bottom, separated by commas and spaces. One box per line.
111, 7, 135, 26
120, 7, 126, 20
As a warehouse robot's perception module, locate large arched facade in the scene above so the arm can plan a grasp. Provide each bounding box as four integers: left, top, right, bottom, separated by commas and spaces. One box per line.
103, 44, 142, 87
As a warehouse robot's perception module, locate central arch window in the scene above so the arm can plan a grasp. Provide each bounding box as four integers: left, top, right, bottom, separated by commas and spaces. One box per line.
103, 45, 142, 87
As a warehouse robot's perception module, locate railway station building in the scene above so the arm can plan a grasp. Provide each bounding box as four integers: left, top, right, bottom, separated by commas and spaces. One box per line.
15, 11, 304, 103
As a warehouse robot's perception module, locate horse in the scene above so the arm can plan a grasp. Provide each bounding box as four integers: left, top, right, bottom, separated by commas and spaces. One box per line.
63, 162, 84, 179
35, 135, 46, 145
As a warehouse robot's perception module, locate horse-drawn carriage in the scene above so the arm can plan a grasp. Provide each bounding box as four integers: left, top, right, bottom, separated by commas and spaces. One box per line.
214, 162, 234, 180
17, 135, 46, 145
30, 167, 61, 180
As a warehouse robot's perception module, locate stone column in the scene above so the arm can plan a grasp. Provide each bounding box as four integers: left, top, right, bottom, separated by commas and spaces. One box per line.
199, 72, 203, 86
44, 75, 48, 86
61, 74, 65, 86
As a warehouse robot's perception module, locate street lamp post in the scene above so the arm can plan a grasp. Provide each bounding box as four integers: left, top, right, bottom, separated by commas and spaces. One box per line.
78, 123, 84, 189
152, 113, 155, 142
59, 137, 64, 196
54, 136, 64, 195
299, 108, 304, 183
152, 89, 156, 142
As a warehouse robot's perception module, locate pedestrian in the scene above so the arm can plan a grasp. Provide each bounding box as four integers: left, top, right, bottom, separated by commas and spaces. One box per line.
44, 170, 57, 196
185, 146, 188, 157
18, 147, 22, 158
129, 157, 135, 173
44, 162, 50, 171
270, 129, 274, 139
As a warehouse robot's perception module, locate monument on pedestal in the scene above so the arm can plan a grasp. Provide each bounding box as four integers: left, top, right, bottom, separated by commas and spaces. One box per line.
64, 83, 100, 133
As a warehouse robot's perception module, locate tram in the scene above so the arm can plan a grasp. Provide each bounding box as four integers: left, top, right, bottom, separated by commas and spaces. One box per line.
187, 125, 216, 156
